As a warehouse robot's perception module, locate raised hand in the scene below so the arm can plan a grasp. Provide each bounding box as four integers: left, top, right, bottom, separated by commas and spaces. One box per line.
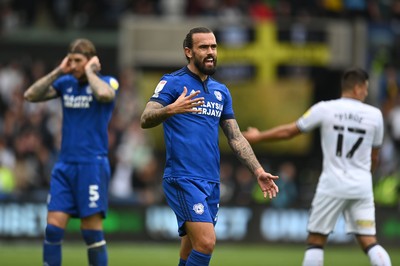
85, 56, 101, 73
170, 86, 205, 114
59, 56, 72, 74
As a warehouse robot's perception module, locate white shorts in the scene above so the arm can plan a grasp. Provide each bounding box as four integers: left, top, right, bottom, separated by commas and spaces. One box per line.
307, 193, 376, 235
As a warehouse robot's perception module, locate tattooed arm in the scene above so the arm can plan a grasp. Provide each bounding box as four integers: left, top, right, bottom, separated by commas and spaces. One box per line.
24, 57, 71, 102
140, 86, 204, 128
221, 119, 279, 199
140, 101, 171, 128
84, 56, 115, 102
221, 119, 263, 173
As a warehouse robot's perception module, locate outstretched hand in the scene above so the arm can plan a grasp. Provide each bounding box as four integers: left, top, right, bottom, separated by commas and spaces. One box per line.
256, 171, 279, 199
170, 86, 205, 114
242, 127, 261, 144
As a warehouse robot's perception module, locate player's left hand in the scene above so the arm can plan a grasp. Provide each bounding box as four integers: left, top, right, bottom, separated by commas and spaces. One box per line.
256, 171, 279, 199
85, 56, 101, 73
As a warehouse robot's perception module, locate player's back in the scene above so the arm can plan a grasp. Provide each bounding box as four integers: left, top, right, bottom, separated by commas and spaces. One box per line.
315, 98, 383, 198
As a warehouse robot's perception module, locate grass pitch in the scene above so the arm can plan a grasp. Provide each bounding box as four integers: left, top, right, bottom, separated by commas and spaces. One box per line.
0, 241, 398, 265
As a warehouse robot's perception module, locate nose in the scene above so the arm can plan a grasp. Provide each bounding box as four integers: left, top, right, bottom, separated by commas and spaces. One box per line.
69, 61, 77, 70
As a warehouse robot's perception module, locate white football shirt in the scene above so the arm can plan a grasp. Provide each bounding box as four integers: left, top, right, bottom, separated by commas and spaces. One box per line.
297, 98, 384, 199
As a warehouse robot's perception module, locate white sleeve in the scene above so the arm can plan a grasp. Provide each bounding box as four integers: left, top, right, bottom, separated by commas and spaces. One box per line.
373, 109, 384, 147
296, 102, 325, 133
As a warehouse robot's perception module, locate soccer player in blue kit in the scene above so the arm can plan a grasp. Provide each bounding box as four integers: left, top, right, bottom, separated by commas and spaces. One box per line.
24, 38, 118, 266
140, 27, 279, 266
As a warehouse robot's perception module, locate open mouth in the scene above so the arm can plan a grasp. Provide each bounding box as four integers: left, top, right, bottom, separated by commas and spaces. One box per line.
204, 57, 214, 67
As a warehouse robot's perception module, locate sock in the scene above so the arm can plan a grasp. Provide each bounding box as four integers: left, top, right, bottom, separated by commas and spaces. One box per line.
43, 224, 65, 266
366, 244, 392, 266
186, 249, 212, 266
178, 258, 187, 266
81, 229, 108, 266
302, 246, 324, 266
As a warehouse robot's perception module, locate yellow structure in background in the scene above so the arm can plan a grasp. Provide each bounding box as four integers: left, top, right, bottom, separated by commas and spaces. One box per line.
218, 22, 331, 83
139, 22, 331, 155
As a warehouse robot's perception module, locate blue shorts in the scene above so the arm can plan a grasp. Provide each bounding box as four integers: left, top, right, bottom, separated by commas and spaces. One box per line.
163, 177, 220, 237
48, 157, 111, 218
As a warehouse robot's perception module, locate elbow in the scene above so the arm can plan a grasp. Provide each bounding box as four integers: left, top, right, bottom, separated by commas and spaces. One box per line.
281, 125, 300, 139
140, 121, 148, 129
96, 91, 115, 102
140, 115, 150, 129
281, 131, 296, 139
140, 114, 159, 129
23, 90, 35, 102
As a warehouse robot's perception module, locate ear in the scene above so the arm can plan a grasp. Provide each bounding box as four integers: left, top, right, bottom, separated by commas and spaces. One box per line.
354, 83, 366, 98
184, 47, 192, 59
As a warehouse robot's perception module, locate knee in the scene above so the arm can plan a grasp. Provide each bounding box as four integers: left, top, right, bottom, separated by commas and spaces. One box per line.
196, 237, 216, 254
81, 213, 103, 230
306, 232, 328, 247
356, 235, 377, 250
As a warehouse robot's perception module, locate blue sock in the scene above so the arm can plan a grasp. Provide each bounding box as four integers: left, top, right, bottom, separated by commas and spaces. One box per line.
186, 249, 212, 266
43, 224, 65, 266
81, 229, 108, 266
178, 258, 187, 266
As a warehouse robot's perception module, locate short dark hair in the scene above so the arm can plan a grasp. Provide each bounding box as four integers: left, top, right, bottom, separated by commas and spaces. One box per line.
341, 67, 369, 92
68, 38, 97, 58
183, 27, 213, 62
183, 27, 213, 49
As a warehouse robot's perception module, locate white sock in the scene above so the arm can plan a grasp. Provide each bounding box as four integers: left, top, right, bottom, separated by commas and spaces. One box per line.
367, 245, 391, 266
302, 247, 324, 266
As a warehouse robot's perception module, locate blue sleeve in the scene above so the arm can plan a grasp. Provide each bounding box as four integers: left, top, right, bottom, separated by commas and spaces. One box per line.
149, 75, 181, 106
220, 86, 235, 120
52, 75, 69, 96
101, 75, 119, 95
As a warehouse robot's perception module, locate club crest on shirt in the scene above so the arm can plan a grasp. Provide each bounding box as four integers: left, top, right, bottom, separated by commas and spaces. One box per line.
193, 203, 204, 215
86, 86, 93, 94
214, 91, 222, 101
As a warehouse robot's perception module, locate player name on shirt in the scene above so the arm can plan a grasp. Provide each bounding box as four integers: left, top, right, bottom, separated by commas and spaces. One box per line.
334, 112, 363, 123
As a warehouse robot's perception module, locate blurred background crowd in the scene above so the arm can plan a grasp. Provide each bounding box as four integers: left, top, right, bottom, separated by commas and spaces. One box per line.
0, 0, 399, 31
0, 0, 399, 210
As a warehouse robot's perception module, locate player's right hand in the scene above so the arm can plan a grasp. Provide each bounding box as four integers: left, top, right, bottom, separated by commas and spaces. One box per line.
170, 86, 205, 114
59, 56, 72, 74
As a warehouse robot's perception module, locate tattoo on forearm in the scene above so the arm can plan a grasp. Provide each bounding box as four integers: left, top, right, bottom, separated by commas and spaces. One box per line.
141, 102, 169, 128
222, 120, 262, 173
29, 68, 61, 98
86, 71, 114, 100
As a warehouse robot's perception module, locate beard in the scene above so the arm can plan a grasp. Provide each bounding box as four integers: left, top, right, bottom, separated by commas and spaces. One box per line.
194, 56, 217, 76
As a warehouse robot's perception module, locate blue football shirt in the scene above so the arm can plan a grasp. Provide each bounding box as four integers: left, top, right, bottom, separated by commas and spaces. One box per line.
149, 67, 235, 182
52, 74, 118, 163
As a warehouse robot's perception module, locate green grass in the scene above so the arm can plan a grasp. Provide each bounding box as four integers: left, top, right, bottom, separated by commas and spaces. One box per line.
0, 242, 398, 265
